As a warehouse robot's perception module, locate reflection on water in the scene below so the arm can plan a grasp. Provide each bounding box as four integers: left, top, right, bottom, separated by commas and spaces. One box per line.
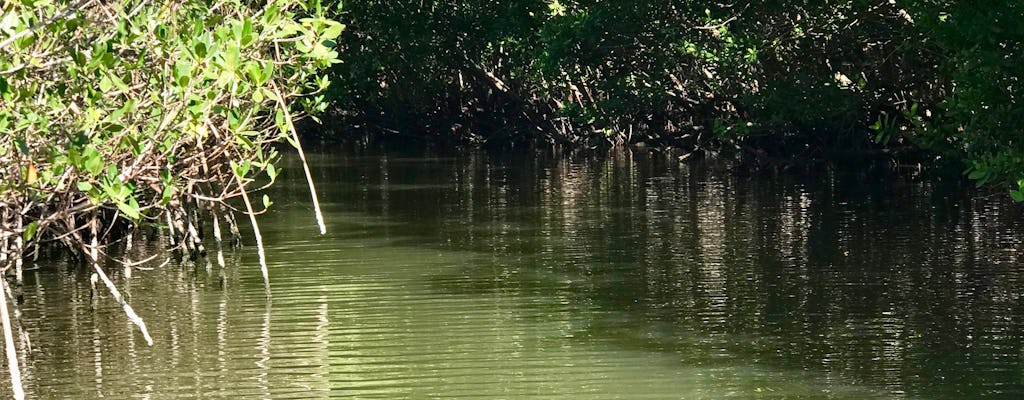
3, 146, 1024, 399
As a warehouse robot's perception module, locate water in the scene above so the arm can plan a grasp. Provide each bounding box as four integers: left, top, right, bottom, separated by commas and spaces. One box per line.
4, 146, 1024, 399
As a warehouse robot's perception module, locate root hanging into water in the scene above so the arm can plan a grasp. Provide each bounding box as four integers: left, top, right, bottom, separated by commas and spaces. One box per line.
0, 0, 338, 394
87, 217, 153, 346
13, 216, 22, 288
0, 279, 24, 400
273, 84, 327, 235
211, 206, 226, 268
123, 229, 134, 279
225, 210, 242, 248
234, 171, 271, 295
165, 210, 177, 247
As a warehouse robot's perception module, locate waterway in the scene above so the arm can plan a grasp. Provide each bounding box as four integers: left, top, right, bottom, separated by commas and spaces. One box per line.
4, 146, 1024, 399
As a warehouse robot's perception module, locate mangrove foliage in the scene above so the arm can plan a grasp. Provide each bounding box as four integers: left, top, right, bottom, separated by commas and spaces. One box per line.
328, 0, 1024, 196
0, 0, 342, 396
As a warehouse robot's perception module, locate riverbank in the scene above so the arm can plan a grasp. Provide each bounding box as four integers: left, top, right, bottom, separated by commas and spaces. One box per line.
324, 1, 1024, 198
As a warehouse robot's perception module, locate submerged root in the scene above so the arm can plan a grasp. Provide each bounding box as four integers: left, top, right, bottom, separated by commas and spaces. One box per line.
87, 217, 153, 346
0, 278, 23, 400
233, 172, 271, 295
211, 206, 226, 268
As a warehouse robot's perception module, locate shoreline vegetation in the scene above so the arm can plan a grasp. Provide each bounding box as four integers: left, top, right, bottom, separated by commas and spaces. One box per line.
1, 0, 1023, 398
0, 1, 341, 397
327, 1, 1024, 196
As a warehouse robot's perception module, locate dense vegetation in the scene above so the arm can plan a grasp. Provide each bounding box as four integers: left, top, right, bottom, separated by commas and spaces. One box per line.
0, 1, 341, 395
0, 0, 1021, 397
1, 0, 340, 267
328, 1, 1024, 196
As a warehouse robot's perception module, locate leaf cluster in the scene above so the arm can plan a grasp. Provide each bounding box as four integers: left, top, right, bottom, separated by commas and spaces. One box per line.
0, 0, 343, 253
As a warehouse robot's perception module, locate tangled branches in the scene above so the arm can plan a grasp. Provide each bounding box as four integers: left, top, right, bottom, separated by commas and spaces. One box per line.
0, 0, 342, 396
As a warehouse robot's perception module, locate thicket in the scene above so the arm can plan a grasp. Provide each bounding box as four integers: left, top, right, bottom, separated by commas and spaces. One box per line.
328, 0, 1024, 197
0, 1, 342, 396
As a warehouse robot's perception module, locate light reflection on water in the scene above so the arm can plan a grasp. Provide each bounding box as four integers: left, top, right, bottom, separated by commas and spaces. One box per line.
3, 146, 1024, 399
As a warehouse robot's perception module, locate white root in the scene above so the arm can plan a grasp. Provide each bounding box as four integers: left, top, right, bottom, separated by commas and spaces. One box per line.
0, 279, 24, 400
90, 219, 153, 346
272, 84, 327, 235
211, 207, 225, 268
165, 210, 177, 246
124, 229, 133, 279
232, 172, 270, 295
13, 216, 22, 287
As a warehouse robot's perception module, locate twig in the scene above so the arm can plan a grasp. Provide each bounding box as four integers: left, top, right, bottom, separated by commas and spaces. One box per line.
694, 15, 738, 31
0, 0, 96, 50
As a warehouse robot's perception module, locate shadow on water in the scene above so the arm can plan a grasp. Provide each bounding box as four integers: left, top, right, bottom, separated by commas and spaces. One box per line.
4, 143, 1024, 399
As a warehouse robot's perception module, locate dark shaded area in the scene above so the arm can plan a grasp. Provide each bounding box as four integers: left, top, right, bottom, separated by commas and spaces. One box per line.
322, 1, 1024, 189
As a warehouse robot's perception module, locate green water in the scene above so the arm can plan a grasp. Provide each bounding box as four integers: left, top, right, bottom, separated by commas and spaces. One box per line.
4, 147, 1024, 399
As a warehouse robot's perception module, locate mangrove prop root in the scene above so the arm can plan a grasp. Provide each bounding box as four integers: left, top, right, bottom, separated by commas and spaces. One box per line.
233, 172, 270, 295
273, 84, 327, 235
89, 218, 153, 346
0, 2, 339, 393
1, 280, 30, 355
185, 216, 205, 259
211, 207, 226, 268
124, 230, 133, 279
0, 209, 7, 268
13, 216, 22, 287
166, 210, 177, 247
225, 211, 242, 248
0, 279, 24, 400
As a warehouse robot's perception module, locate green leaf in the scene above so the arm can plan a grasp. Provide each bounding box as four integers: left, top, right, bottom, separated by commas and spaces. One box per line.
262, 194, 273, 209
223, 44, 240, 72
84, 147, 103, 176
240, 18, 254, 46
174, 60, 192, 87
22, 221, 39, 242
14, 137, 29, 154
233, 160, 251, 178
266, 163, 278, 181
1011, 190, 1024, 202
322, 21, 345, 40
245, 62, 264, 85
968, 169, 986, 180
161, 185, 173, 205
0, 11, 20, 34
116, 197, 141, 220
76, 181, 93, 191
103, 100, 132, 124
235, 133, 254, 150
99, 76, 112, 93
110, 74, 130, 93
193, 40, 207, 58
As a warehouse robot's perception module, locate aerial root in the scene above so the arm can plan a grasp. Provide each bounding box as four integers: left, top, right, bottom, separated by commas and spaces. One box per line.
0, 278, 24, 400
89, 217, 153, 346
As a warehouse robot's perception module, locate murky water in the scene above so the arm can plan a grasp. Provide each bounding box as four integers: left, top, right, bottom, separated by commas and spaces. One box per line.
4, 146, 1024, 399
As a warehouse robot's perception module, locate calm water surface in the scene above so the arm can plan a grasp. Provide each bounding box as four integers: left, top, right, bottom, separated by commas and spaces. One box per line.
4, 146, 1024, 399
